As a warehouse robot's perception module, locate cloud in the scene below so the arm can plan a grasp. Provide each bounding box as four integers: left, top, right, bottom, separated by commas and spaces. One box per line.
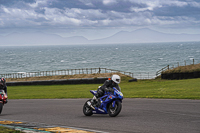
102, 0, 118, 5
0, 0, 200, 36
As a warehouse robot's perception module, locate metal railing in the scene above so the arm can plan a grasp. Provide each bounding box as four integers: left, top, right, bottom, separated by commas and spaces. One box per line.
0, 68, 156, 80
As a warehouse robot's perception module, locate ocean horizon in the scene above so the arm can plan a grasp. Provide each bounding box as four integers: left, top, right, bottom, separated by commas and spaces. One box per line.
1, 41, 200, 78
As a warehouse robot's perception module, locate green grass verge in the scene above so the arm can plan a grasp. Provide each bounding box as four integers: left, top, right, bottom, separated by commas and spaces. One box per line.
0, 126, 23, 133
8, 78, 200, 99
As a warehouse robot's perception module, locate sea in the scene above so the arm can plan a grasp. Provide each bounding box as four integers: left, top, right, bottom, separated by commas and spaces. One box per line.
0, 41, 200, 78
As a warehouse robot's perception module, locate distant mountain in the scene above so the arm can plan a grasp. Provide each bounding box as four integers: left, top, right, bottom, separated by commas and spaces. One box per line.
65, 36, 89, 44
91, 28, 200, 44
0, 32, 89, 46
0, 28, 200, 45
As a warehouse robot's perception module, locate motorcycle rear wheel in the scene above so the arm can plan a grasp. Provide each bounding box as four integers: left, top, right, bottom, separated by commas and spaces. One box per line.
108, 101, 122, 117
0, 102, 3, 114
83, 100, 93, 116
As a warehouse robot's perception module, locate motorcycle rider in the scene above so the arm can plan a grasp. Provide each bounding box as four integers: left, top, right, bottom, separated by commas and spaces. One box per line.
0, 77, 7, 103
92, 74, 121, 104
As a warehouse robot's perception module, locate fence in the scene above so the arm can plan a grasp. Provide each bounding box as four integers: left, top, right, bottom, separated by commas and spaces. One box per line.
156, 59, 199, 76
0, 68, 156, 80
170, 59, 196, 69
0, 68, 133, 79
156, 65, 169, 76
132, 72, 156, 79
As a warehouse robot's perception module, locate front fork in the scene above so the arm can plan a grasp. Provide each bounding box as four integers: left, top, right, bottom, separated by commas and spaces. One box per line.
112, 100, 116, 108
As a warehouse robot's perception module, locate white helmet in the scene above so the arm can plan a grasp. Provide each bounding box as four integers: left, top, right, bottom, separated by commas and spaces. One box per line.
111, 75, 120, 84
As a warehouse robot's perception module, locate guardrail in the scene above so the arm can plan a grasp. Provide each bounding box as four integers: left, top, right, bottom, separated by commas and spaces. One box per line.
0, 68, 156, 80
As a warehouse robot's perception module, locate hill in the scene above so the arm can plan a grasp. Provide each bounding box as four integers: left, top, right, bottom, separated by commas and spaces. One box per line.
161, 63, 200, 80
91, 28, 200, 44
1, 28, 200, 45
163, 63, 200, 74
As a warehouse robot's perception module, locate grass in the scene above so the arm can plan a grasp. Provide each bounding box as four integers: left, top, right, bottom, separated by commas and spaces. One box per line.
8, 78, 200, 99
0, 126, 23, 133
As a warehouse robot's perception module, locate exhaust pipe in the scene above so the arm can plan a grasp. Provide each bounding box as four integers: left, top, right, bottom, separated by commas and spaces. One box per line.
87, 101, 95, 110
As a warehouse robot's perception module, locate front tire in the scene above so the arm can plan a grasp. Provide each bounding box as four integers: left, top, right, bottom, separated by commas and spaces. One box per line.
108, 101, 122, 117
83, 100, 93, 116
0, 102, 3, 114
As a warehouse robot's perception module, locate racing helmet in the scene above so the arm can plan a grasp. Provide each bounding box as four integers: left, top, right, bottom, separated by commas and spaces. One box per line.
111, 75, 120, 84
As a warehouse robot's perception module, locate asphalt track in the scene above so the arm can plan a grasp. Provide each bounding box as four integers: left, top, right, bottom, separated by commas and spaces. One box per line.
0, 99, 200, 133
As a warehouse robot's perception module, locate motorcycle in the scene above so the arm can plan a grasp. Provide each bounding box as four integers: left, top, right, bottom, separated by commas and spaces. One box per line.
0, 90, 8, 114
83, 87, 123, 117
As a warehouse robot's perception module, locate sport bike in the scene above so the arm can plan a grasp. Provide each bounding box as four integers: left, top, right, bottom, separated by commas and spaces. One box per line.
0, 90, 8, 114
83, 87, 123, 117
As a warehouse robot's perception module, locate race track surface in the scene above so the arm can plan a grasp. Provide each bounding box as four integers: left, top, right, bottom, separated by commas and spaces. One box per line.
0, 99, 200, 133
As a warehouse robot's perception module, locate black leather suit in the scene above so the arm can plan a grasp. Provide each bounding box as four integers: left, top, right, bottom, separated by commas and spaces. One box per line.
96, 79, 120, 98
0, 84, 7, 94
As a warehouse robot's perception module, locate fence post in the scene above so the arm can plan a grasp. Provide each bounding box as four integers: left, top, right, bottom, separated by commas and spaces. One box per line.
185, 60, 186, 66
193, 59, 194, 65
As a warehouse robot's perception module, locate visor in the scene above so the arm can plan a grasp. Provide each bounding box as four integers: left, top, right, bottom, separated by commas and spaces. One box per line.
116, 79, 120, 82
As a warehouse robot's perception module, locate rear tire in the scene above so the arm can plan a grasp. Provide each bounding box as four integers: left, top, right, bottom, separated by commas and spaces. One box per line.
83, 100, 93, 116
108, 101, 122, 117
0, 102, 3, 114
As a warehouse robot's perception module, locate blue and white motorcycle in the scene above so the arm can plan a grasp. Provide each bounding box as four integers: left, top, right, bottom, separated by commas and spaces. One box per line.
83, 87, 123, 117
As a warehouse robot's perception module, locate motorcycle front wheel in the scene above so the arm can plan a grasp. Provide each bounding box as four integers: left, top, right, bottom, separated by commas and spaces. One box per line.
83, 99, 93, 116
108, 101, 122, 117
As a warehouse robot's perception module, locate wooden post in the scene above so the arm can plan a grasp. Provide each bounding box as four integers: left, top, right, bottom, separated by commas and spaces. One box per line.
178, 62, 179, 67
185, 60, 186, 66
193, 59, 194, 65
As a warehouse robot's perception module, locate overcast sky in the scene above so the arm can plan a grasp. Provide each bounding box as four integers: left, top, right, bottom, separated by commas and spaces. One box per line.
0, 0, 200, 40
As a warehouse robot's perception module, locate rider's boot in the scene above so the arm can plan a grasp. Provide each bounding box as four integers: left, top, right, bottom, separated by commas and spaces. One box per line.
91, 96, 97, 104
91, 95, 101, 107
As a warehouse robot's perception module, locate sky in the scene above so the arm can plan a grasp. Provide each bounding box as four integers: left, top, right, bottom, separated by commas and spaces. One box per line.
0, 0, 200, 40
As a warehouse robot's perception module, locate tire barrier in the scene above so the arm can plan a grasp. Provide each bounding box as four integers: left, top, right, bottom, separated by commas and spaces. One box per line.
6, 78, 108, 86
128, 78, 137, 82
161, 72, 200, 80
